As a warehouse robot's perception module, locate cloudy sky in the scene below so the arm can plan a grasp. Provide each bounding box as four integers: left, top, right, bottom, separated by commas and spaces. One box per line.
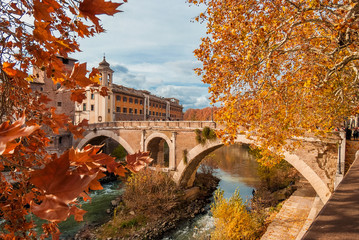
73, 0, 210, 110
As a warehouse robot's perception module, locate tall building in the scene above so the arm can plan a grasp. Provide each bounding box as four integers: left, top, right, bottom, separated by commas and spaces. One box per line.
75, 57, 183, 124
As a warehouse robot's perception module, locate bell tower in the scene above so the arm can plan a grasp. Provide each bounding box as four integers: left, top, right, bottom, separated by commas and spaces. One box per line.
95, 56, 114, 122
98, 56, 114, 86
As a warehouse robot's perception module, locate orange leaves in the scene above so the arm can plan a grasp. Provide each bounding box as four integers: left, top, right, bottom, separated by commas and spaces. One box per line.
2, 62, 17, 77
79, 0, 123, 28
126, 151, 153, 173
68, 119, 88, 139
33, 0, 60, 22
68, 63, 91, 87
0, 115, 39, 155
30, 152, 97, 222
29, 146, 152, 223
71, 88, 87, 103
33, 21, 53, 42
1, 0, 125, 237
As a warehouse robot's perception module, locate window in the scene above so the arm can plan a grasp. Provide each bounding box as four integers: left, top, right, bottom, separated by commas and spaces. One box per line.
129, 98, 133, 103
140, 100, 143, 105
149, 111, 151, 115
91, 93, 94, 99
57, 102, 62, 107
116, 107, 121, 112
59, 137, 62, 144
135, 99, 138, 104
123, 108, 127, 113
140, 110, 143, 114
135, 109, 137, 114
123, 97, 127, 102
91, 105, 94, 111
108, 96, 110, 99
83, 103, 86, 111
108, 109, 110, 113
62, 58, 69, 64
156, 104, 158, 108
156, 112, 158, 116
56, 83, 61, 90
116, 95, 121, 101
129, 108, 133, 114
40, 87, 43, 91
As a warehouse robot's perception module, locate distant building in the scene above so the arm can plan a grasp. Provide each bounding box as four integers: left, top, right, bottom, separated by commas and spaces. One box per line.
30, 56, 78, 154
30, 56, 183, 154
75, 57, 183, 124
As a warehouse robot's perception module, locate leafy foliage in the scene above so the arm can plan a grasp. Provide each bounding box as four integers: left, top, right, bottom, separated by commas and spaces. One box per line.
211, 189, 265, 240
0, 0, 139, 238
111, 144, 128, 161
195, 127, 217, 144
190, 0, 359, 165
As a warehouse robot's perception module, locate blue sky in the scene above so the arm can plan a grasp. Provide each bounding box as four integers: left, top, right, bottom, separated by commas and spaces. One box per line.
73, 0, 209, 110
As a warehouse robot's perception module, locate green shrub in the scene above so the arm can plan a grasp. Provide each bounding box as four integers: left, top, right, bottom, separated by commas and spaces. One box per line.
111, 144, 127, 161
202, 126, 211, 139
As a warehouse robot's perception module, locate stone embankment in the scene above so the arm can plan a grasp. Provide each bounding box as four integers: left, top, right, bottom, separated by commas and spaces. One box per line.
260, 181, 324, 240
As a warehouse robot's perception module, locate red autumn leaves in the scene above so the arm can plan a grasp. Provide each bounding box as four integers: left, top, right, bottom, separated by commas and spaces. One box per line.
79, 0, 124, 28
1, 0, 129, 237
29, 146, 152, 222
0, 114, 39, 156
0, 116, 152, 223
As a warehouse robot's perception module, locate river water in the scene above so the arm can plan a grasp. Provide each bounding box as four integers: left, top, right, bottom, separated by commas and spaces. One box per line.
162, 143, 260, 239
41, 143, 259, 239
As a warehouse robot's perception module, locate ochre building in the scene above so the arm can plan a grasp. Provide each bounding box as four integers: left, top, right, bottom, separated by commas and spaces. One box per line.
75, 57, 183, 124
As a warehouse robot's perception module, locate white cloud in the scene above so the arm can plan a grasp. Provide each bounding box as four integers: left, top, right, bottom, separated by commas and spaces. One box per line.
155, 85, 211, 110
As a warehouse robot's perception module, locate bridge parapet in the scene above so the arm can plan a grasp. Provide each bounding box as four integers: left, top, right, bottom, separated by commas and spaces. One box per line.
86, 121, 217, 130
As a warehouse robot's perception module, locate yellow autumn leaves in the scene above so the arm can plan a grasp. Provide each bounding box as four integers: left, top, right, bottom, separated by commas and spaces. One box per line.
189, 0, 359, 165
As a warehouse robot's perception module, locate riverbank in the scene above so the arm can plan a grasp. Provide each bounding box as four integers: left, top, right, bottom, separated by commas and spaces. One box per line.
260, 180, 323, 240
75, 172, 220, 240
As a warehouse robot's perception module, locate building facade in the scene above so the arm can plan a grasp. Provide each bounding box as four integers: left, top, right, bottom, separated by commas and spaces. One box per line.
75, 57, 183, 124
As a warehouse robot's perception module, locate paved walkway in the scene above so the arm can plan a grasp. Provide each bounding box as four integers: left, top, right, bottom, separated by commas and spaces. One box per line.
302, 154, 359, 240
261, 182, 323, 240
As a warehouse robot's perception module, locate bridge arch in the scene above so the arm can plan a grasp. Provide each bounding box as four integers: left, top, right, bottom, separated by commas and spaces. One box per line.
173, 136, 331, 204
77, 130, 135, 155
145, 132, 173, 168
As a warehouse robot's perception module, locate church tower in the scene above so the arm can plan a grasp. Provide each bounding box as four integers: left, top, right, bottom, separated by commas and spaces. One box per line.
96, 56, 114, 122
98, 56, 114, 87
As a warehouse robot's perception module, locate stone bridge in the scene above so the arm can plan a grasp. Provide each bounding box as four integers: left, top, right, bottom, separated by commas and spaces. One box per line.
74, 121, 346, 204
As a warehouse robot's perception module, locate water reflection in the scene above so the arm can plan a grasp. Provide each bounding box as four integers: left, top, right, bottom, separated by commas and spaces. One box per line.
163, 143, 260, 239
204, 143, 259, 189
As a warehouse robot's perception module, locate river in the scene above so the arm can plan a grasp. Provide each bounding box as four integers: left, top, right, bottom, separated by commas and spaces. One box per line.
162, 143, 260, 239
37, 143, 259, 239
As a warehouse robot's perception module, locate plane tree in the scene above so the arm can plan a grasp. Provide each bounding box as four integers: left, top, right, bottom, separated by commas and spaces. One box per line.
190, 0, 359, 164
